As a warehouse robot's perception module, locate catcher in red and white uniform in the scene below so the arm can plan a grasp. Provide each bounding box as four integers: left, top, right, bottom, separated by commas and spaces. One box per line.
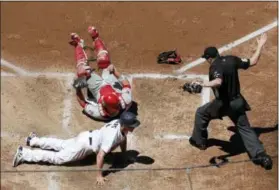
69, 31, 132, 121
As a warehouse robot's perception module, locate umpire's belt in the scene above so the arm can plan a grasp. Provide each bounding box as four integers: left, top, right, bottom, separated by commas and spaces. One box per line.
89, 130, 93, 145
231, 94, 241, 100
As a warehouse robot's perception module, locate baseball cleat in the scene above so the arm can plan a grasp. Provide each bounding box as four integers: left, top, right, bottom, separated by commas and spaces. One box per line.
189, 137, 207, 150
13, 146, 24, 167
69, 33, 84, 47
255, 152, 273, 170
26, 132, 37, 146
88, 26, 99, 39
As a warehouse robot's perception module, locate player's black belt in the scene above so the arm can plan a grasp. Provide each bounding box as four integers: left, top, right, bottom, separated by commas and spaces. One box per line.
89, 130, 93, 145
216, 94, 241, 101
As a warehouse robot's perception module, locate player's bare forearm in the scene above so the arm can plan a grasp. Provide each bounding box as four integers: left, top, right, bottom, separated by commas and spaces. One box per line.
109, 141, 122, 152
108, 65, 131, 87
113, 72, 132, 89
250, 45, 263, 67
76, 89, 87, 108
108, 64, 121, 79
250, 33, 267, 67
202, 78, 222, 88
96, 150, 106, 177
120, 138, 127, 153
113, 69, 121, 79
107, 139, 127, 154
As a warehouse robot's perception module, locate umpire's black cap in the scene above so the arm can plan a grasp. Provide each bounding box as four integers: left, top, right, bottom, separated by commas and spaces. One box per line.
120, 112, 140, 128
201, 47, 219, 59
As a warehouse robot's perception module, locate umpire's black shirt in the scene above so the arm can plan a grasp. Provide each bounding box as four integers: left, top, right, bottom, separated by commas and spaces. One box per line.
209, 55, 250, 102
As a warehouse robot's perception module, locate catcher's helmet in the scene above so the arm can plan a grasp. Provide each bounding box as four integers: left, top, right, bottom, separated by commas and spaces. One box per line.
101, 93, 120, 115
88, 26, 99, 39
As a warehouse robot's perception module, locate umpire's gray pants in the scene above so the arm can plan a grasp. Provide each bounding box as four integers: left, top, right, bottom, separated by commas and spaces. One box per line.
191, 101, 265, 158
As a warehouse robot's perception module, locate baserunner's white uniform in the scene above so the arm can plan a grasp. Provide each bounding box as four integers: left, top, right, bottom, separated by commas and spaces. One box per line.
20, 120, 125, 165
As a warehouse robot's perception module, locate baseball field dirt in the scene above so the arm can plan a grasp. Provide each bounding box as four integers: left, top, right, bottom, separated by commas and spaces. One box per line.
1, 2, 278, 190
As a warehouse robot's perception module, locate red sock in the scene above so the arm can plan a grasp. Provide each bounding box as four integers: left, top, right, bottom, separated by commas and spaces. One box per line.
75, 45, 88, 67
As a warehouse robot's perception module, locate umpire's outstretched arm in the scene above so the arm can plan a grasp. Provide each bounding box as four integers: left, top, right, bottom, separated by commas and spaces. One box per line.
249, 33, 267, 67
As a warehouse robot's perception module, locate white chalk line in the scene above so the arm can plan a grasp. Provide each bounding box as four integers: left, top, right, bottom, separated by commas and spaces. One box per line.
1, 59, 28, 75
129, 73, 207, 80
1, 69, 206, 81
0, 131, 22, 138
62, 76, 74, 136
155, 134, 190, 140
176, 20, 278, 74
126, 77, 139, 149
1, 59, 74, 78
48, 172, 60, 190
1, 72, 17, 77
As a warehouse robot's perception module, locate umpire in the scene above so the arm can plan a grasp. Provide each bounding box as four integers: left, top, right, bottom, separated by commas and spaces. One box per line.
189, 33, 273, 170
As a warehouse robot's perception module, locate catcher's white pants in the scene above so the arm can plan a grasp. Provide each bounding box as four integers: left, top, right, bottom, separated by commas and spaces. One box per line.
21, 131, 94, 165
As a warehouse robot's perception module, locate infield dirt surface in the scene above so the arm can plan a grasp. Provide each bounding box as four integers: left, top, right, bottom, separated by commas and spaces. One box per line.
1, 2, 278, 190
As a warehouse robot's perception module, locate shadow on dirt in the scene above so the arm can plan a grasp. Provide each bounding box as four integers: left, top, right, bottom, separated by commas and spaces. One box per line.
208, 124, 278, 166
24, 150, 154, 176
66, 150, 154, 176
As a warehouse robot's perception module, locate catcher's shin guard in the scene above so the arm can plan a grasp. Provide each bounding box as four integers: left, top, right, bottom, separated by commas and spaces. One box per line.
75, 45, 88, 67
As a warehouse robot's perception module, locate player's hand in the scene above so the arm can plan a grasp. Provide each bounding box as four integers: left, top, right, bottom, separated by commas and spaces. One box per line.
72, 76, 88, 89
126, 155, 137, 163
191, 79, 203, 86
107, 64, 115, 74
257, 33, 267, 48
96, 176, 108, 186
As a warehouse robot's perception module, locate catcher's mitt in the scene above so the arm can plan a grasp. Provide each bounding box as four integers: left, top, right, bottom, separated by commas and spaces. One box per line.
73, 77, 88, 89
182, 82, 203, 93
157, 50, 182, 64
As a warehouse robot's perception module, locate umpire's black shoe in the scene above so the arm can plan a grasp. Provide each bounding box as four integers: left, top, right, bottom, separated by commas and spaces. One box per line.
189, 137, 207, 150
255, 152, 273, 170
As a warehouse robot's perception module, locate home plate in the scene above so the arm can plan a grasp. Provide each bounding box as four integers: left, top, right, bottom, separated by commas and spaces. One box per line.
155, 134, 191, 140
